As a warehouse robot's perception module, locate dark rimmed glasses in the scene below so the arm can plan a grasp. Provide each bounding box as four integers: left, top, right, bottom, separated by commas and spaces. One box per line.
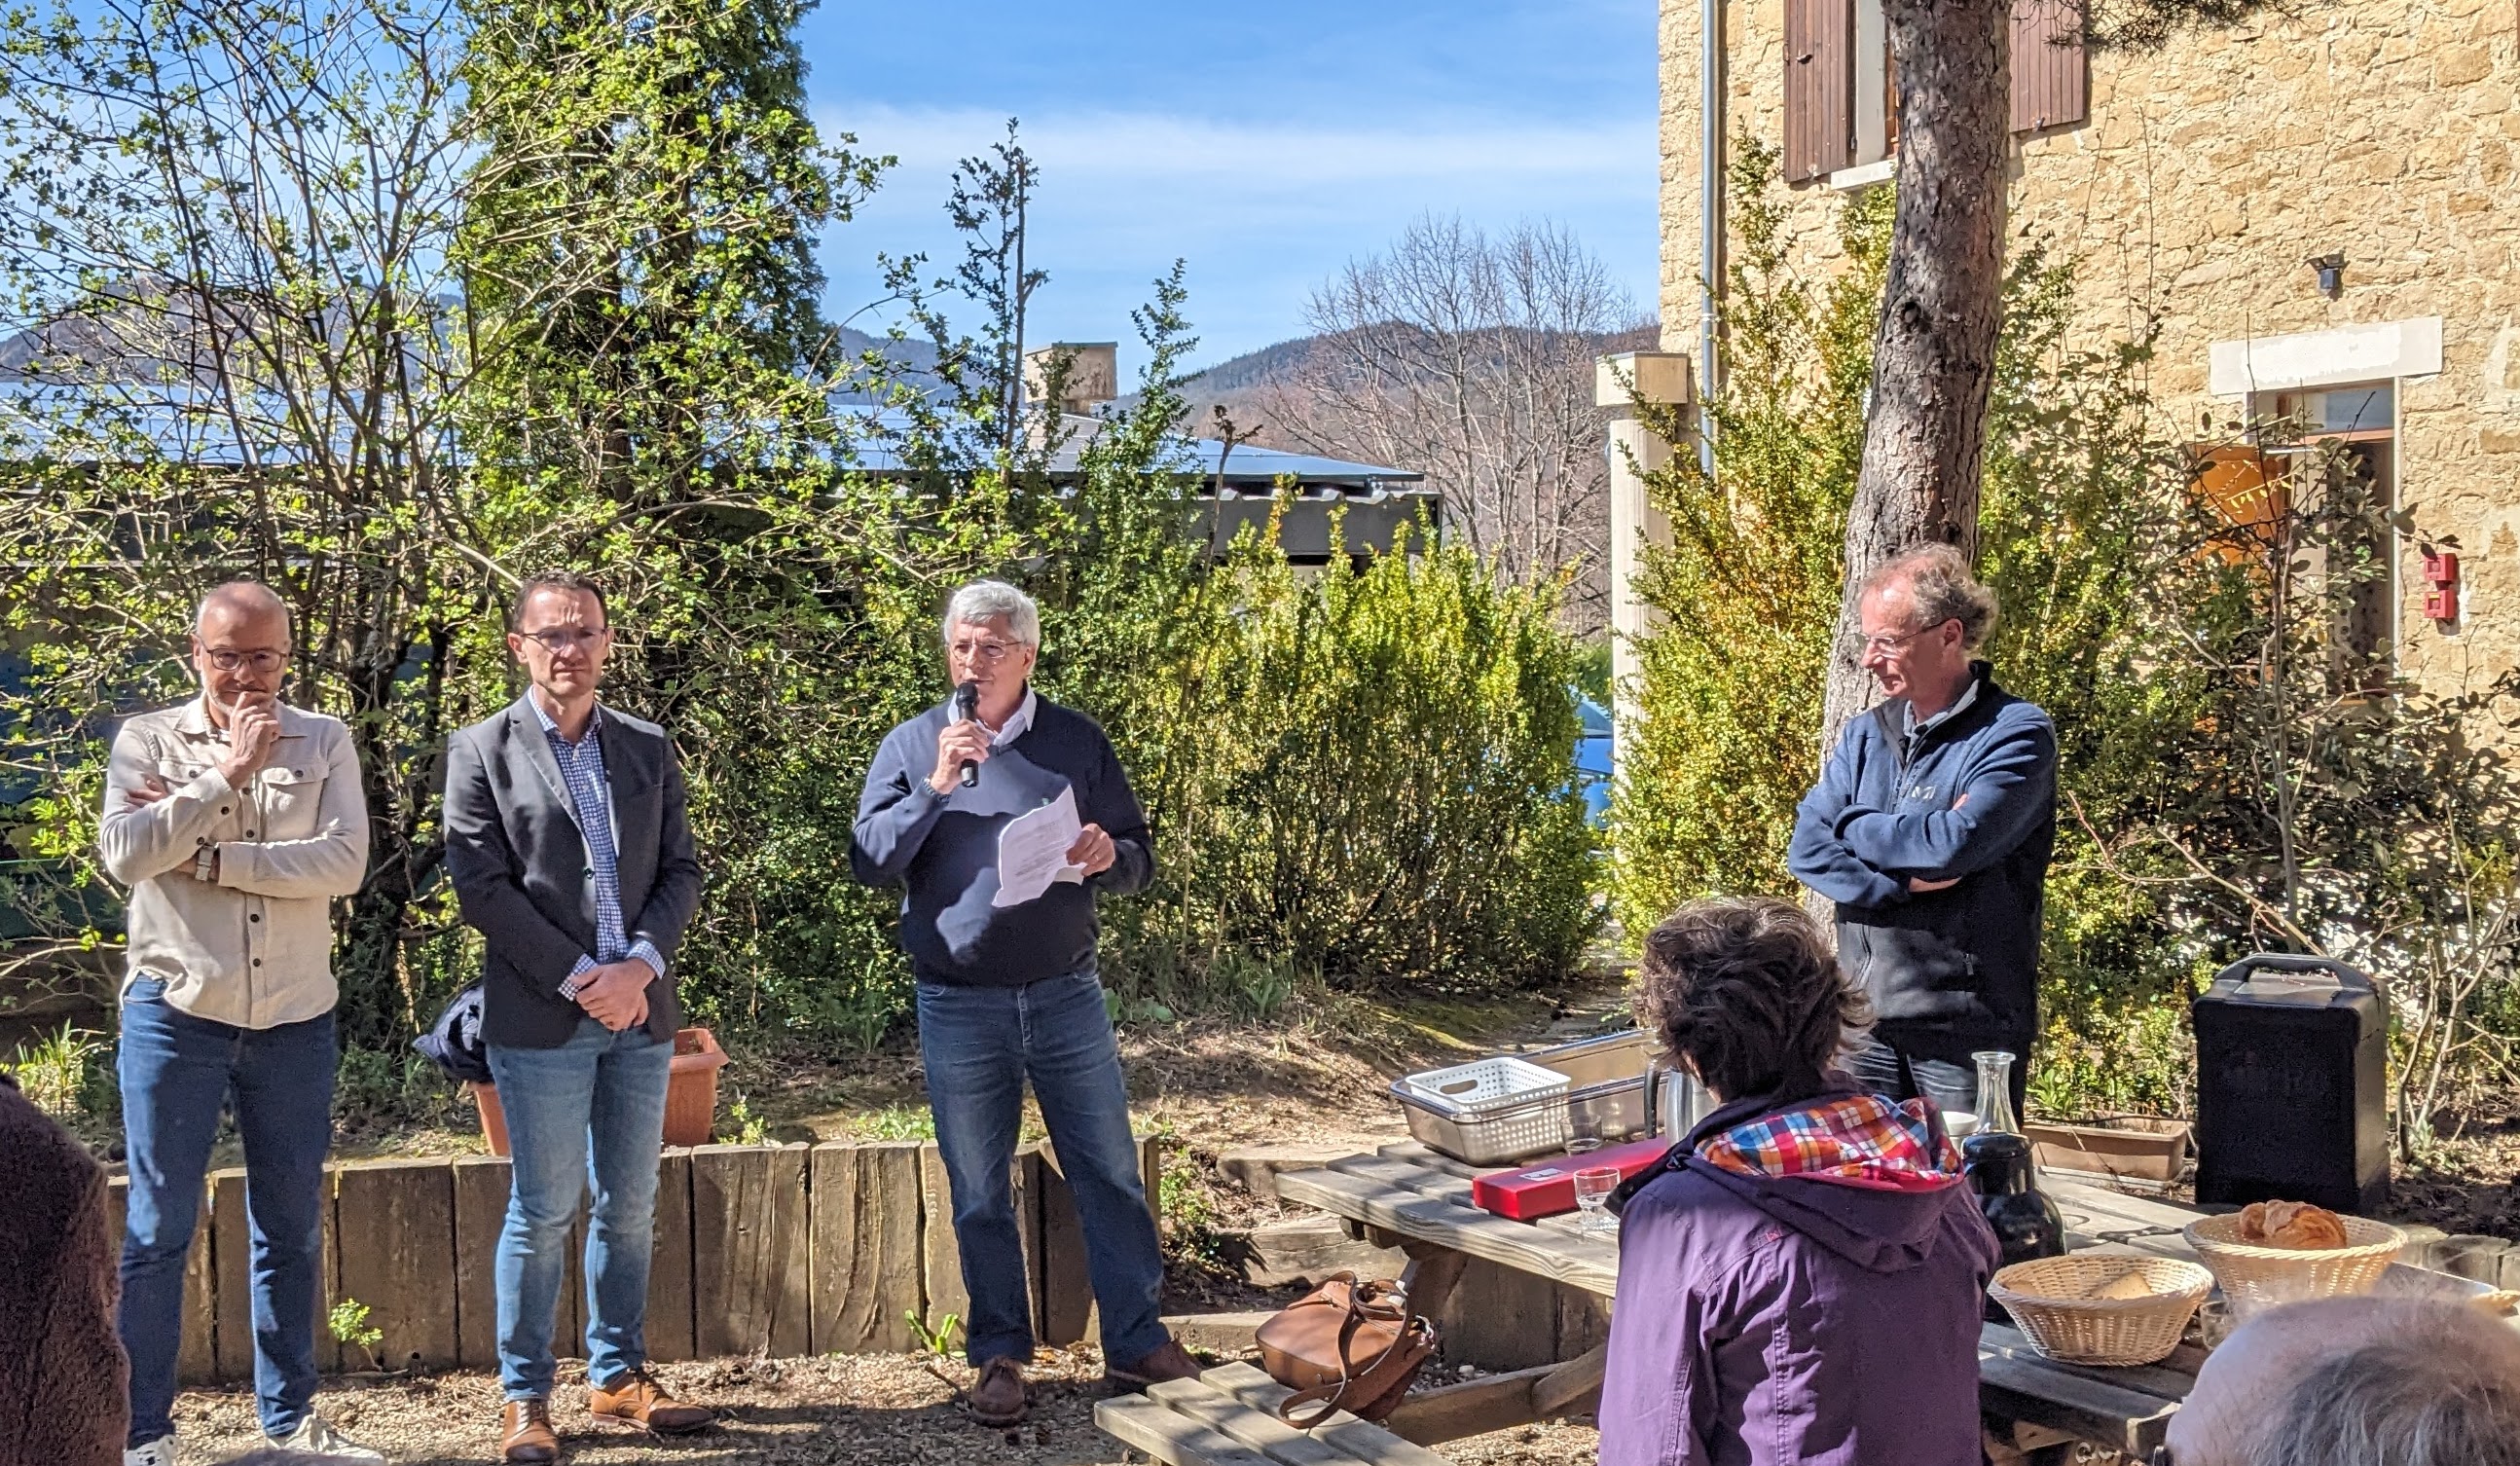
201, 647, 289, 673
518, 627, 610, 653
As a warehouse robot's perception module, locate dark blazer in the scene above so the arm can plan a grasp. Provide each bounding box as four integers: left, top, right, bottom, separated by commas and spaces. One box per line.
443, 695, 703, 1048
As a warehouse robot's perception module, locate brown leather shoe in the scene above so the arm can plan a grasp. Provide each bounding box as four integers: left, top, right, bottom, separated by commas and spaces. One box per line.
1106, 1338, 1204, 1390
588, 1367, 714, 1436
968, 1356, 1031, 1426
500, 1398, 561, 1463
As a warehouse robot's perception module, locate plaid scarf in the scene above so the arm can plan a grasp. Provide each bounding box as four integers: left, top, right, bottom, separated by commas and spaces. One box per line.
1697, 1093, 1965, 1192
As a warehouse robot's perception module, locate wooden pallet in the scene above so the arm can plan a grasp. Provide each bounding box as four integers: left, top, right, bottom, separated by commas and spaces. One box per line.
1096, 1361, 1454, 1466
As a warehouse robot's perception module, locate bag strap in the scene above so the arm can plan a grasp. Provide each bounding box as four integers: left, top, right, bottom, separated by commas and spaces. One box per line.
1277, 1274, 1417, 1430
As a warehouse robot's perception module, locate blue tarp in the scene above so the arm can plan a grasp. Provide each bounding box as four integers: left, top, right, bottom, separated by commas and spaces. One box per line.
1574, 693, 1612, 825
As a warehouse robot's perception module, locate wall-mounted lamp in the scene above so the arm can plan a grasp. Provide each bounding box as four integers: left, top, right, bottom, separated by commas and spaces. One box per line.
2307, 252, 2346, 298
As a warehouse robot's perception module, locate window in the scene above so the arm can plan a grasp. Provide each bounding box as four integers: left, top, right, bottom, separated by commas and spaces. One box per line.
1783, 0, 2089, 185
2251, 384, 2399, 681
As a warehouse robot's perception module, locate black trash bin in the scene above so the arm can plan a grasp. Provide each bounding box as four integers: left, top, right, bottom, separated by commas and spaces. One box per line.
2192, 953, 2389, 1215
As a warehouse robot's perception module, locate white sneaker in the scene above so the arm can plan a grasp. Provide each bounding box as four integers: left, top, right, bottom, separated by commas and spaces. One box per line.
267, 1414, 388, 1461
124, 1436, 177, 1466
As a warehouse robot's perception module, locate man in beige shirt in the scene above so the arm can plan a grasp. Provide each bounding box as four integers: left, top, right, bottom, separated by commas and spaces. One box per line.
97, 581, 380, 1466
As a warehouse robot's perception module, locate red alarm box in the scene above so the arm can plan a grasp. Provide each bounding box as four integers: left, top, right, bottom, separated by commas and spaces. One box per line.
1472, 1137, 1673, 1221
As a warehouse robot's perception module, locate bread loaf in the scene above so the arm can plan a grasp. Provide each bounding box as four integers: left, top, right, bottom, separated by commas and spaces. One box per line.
2237, 1199, 2352, 1250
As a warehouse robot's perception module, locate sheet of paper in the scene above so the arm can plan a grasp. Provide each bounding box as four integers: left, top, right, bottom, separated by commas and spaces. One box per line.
991, 786, 1087, 908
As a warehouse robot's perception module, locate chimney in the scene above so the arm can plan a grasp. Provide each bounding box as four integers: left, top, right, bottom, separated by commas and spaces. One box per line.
1022, 342, 1119, 416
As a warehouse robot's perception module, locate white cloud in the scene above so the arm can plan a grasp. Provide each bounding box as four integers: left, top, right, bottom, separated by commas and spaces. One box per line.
814, 102, 1660, 368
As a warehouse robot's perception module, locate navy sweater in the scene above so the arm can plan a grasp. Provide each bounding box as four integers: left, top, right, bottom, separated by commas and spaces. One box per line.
850, 695, 1153, 987
1786, 663, 2057, 1046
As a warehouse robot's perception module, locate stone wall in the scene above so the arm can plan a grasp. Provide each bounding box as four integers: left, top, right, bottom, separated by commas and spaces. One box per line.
1657, 0, 2520, 695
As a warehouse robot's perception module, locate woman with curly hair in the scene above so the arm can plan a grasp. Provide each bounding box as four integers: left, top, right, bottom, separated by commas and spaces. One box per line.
1597, 896, 1997, 1466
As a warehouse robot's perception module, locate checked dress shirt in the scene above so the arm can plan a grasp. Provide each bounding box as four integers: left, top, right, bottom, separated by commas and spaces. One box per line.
528, 697, 665, 998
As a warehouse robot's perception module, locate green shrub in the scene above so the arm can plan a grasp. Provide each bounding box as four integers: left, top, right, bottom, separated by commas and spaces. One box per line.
1609, 144, 1879, 931
1105, 515, 1598, 1001
4, 1021, 107, 1120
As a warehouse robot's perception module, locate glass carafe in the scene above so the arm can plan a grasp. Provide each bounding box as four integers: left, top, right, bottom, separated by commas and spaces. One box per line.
1971, 1048, 2023, 1136
1959, 1048, 2063, 1318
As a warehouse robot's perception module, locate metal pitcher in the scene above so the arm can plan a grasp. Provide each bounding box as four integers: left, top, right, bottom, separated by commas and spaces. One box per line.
1647, 1061, 1712, 1141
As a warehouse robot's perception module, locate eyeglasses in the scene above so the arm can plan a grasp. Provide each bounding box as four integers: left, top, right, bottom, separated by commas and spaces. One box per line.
517, 627, 610, 653
1859, 619, 1955, 657
201, 648, 288, 673
948, 638, 1025, 664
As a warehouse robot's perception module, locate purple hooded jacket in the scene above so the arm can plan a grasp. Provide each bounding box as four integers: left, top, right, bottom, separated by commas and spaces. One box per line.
1596, 1081, 1999, 1466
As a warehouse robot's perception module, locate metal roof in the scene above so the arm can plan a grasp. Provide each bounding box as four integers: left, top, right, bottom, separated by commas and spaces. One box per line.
0, 385, 1430, 495
824, 407, 1426, 494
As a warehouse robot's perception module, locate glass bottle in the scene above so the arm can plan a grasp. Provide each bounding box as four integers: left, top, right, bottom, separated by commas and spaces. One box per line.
1959, 1049, 2064, 1320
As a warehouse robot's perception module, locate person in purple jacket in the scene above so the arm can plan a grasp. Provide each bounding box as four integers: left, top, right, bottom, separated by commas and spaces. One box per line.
1599, 897, 1999, 1466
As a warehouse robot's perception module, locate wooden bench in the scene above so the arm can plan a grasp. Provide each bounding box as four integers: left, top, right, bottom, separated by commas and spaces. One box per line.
1096, 1361, 1456, 1466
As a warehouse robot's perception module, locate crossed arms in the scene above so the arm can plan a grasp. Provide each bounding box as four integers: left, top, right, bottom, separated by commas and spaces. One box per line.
1786, 714, 2055, 910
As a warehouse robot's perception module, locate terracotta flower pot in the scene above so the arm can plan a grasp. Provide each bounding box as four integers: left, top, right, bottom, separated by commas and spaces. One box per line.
470, 1026, 731, 1156
2022, 1116, 2190, 1186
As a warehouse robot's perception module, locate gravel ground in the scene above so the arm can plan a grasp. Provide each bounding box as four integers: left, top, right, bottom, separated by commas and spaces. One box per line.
168, 1350, 1601, 1466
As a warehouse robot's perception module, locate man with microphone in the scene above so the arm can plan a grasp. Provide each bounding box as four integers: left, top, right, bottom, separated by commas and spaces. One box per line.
853, 580, 1197, 1427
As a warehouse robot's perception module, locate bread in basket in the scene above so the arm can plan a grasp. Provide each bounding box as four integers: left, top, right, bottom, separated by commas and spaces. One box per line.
1988, 1254, 2215, 1366
2181, 1210, 2404, 1313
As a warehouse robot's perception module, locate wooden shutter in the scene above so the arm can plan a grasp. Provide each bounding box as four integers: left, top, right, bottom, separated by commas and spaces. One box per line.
2010, 0, 2088, 133
1784, 0, 1856, 182
2193, 447, 2288, 562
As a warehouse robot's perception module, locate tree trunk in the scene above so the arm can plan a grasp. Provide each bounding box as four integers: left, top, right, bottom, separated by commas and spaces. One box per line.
1818, 0, 2013, 759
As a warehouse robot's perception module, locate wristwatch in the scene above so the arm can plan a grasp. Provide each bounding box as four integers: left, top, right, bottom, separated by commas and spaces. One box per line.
193, 844, 219, 884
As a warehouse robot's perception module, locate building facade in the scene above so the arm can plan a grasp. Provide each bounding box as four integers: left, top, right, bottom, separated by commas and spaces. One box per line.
1658, 0, 2520, 694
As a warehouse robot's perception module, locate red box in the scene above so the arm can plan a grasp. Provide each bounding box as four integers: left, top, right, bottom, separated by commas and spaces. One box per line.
1472, 1137, 1673, 1220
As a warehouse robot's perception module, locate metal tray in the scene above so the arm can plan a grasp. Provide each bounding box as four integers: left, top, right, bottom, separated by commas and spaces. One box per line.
1523, 1029, 1658, 1145
1392, 1031, 1667, 1166
1392, 1056, 1570, 1166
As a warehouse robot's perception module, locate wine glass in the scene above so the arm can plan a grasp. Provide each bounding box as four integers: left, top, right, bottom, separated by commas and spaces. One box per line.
1573, 1165, 1622, 1237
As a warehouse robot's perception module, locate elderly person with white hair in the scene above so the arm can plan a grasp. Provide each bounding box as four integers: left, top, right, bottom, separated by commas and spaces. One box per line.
2163, 1294, 2520, 1466
851, 580, 1194, 1427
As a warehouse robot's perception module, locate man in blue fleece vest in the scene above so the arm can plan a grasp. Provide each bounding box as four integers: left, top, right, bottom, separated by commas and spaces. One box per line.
852, 580, 1199, 1427
1788, 545, 2057, 1121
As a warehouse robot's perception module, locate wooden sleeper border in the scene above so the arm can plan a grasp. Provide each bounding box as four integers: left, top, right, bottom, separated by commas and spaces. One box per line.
106, 1132, 1162, 1383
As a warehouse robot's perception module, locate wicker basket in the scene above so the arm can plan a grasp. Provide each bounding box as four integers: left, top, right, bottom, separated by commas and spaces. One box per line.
1988, 1255, 2216, 1366
2182, 1212, 2405, 1312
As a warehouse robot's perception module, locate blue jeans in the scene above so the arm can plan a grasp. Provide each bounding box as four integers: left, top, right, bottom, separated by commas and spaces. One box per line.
487, 1017, 673, 1401
1845, 1033, 2029, 1120
117, 978, 336, 1446
917, 967, 1169, 1369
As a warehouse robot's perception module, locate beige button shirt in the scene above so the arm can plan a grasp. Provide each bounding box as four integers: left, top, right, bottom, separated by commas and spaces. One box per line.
97, 698, 370, 1029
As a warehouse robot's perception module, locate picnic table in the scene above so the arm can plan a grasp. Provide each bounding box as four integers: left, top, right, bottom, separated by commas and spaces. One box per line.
1272, 1141, 2228, 1459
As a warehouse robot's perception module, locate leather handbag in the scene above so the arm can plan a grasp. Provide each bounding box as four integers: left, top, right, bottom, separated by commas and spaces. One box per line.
1254, 1271, 1439, 1428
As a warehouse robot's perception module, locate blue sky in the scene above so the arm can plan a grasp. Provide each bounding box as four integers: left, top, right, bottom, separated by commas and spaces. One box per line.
800, 0, 1662, 377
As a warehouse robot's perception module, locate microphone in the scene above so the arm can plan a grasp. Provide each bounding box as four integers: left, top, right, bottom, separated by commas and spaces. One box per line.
953, 681, 981, 788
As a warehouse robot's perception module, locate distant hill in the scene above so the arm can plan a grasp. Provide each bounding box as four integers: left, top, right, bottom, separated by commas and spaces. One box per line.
1146, 323, 1658, 450
1182, 338, 1318, 394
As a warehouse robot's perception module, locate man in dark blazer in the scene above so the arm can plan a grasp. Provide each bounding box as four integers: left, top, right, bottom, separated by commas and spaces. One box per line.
443, 570, 711, 1463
